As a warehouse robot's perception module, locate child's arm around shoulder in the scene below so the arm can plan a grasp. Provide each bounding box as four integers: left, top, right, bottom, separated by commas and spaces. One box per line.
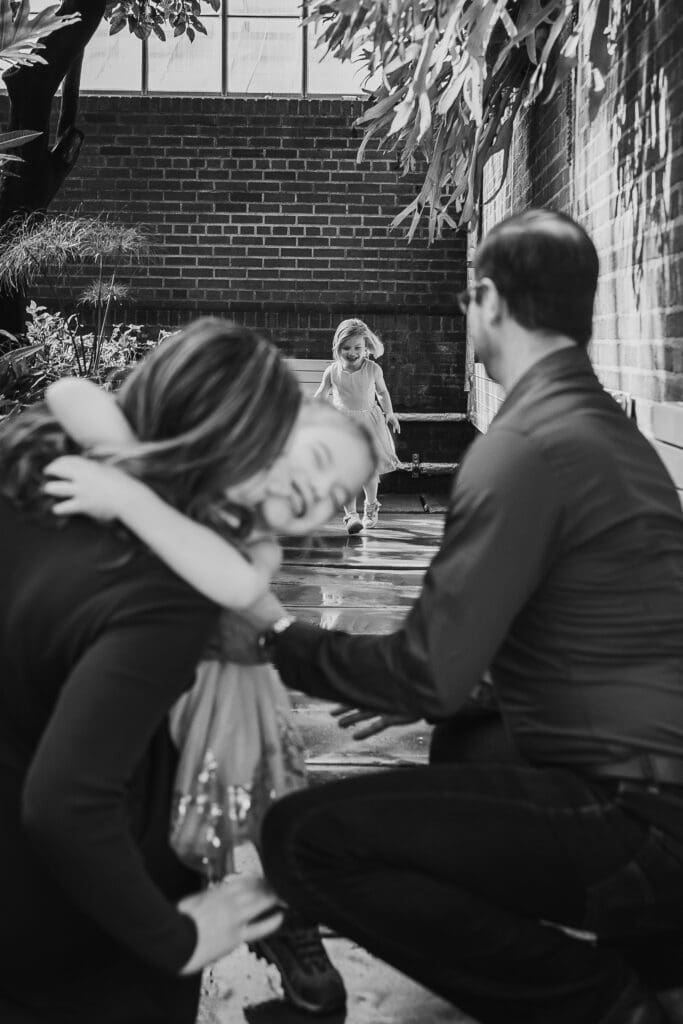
44, 377, 281, 610
46, 377, 136, 451
44, 455, 279, 609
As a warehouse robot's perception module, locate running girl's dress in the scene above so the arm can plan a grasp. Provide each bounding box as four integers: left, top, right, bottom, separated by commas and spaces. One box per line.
328, 359, 399, 474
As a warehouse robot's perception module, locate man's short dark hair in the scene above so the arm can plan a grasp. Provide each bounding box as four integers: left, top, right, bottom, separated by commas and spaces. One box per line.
474, 209, 599, 348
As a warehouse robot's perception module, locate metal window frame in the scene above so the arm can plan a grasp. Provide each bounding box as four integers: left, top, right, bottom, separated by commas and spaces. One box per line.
86, 0, 354, 98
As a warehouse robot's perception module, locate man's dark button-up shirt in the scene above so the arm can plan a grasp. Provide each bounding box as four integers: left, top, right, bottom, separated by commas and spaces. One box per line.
275, 346, 683, 767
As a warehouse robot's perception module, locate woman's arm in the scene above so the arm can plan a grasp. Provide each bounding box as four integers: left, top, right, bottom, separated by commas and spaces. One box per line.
46, 378, 136, 451
44, 456, 280, 609
374, 365, 401, 433
21, 578, 282, 974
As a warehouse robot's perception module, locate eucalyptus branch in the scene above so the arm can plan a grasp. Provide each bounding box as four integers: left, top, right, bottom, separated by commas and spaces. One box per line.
309, 0, 615, 239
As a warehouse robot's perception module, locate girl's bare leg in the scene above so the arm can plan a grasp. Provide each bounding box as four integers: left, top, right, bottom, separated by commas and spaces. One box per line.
363, 476, 379, 505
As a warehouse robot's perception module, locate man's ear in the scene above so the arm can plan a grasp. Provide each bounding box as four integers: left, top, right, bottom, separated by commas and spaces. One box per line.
478, 277, 504, 325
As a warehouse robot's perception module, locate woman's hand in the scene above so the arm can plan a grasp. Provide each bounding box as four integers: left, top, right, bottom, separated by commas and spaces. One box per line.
43, 455, 136, 521
179, 874, 284, 974
385, 413, 401, 434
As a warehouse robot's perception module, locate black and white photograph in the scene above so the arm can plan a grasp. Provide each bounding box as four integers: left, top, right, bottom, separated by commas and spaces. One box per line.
0, 1, 681, 1021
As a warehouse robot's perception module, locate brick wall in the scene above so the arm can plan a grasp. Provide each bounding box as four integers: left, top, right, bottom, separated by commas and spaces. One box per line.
7, 93, 472, 466
472, 0, 682, 431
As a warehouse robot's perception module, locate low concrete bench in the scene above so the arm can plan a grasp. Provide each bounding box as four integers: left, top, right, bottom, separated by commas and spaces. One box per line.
285, 357, 466, 475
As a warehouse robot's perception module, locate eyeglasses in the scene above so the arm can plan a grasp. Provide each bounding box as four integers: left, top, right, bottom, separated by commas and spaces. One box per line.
456, 282, 484, 315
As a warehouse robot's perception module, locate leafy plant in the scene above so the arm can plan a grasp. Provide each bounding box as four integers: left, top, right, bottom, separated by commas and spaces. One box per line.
105, 0, 221, 42
0, 213, 150, 375
0, 1, 82, 172
0, 301, 159, 421
0, 213, 149, 293
309, 0, 616, 239
0, 0, 81, 72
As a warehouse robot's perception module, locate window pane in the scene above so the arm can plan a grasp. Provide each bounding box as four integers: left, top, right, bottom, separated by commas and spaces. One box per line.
227, 18, 301, 93
230, 0, 299, 15
307, 26, 370, 95
148, 16, 221, 92
81, 20, 142, 92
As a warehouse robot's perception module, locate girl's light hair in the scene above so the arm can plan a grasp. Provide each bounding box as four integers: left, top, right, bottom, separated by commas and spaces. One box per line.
332, 318, 384, 360
0, 317, 301, 536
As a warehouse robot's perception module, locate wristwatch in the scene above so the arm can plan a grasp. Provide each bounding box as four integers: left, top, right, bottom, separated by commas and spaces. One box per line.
258, 614, 296, 661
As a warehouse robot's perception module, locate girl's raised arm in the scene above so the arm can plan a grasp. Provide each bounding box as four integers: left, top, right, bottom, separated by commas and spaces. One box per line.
46, 378, 136, 451
43, 455, 279, 610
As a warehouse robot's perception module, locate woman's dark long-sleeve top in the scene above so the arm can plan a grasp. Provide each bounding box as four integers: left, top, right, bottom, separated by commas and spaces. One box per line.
0, 495, 219, 1018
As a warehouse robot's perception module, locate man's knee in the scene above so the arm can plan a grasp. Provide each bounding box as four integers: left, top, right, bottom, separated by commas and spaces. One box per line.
261, 785, 353, 894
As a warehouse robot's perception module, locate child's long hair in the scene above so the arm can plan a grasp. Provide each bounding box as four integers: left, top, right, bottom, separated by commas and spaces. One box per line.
332, 318, 384, 361
0, 317, 301, 536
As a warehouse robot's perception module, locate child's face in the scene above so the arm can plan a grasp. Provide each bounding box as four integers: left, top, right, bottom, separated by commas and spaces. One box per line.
338, 335, 366, 367
261, 419, 375, 535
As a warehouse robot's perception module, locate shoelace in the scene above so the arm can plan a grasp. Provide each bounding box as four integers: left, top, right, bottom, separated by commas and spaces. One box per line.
283, 927, 334, 973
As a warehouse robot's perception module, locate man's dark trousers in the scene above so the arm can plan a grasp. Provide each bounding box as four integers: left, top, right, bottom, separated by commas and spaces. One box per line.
261, 718, 683, 1024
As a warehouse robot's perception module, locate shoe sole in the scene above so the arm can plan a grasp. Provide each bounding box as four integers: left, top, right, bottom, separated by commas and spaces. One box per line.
251, 941, 347, 1016
346, 522, 363, 535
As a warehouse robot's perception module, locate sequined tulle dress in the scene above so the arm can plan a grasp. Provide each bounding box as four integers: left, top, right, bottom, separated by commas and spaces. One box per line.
327, 359, 399, 474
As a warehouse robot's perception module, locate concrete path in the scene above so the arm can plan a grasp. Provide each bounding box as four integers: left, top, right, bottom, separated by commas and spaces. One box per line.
198, 508, 477, 1022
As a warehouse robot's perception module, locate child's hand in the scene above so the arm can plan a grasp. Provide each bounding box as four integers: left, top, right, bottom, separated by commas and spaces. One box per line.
43, 455, 131, 522
386, 413, 401, 434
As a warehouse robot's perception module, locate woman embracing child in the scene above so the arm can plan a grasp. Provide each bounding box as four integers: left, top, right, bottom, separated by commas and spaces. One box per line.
314, 318, 400, 534
42, 372, 378, 1017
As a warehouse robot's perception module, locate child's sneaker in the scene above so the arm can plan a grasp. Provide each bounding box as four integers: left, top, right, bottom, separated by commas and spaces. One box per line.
362, 500, 381, 529
343, 512, 363, 535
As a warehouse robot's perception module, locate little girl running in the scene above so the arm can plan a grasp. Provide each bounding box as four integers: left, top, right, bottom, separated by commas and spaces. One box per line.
314, 318, 400, 534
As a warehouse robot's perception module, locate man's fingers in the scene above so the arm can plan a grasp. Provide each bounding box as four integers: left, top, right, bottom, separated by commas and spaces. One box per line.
351, 721, 386, 740
335, 709, 374, 728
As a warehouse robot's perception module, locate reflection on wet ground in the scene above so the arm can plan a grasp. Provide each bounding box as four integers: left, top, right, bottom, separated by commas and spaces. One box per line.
205, 508, 474, 1023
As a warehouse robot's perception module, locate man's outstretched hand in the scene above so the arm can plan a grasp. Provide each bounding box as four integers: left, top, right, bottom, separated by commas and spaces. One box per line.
330, 705, 419, 740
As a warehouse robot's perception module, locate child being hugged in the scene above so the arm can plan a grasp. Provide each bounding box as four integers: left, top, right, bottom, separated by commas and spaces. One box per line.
42, 376, 379, 1016
314, 318, 400, 534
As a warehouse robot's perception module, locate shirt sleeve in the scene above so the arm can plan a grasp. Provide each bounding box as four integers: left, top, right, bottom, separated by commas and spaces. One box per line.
274, 429, 561, 719
21, 576, 219, 974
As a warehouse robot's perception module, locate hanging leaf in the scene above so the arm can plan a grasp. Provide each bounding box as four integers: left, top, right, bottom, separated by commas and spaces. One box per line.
0, 1, 81, 72
303, 0, 615, 237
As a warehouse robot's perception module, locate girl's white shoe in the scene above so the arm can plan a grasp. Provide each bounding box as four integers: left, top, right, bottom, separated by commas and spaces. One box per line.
362, 500, 380, 529
343, 512, 363, 535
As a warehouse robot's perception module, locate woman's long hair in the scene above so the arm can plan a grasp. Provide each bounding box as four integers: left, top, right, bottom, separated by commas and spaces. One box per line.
0, 318, 301, 535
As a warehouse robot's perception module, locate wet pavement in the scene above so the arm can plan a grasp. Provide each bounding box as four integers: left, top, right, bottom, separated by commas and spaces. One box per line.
202, 507, 476, 1023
